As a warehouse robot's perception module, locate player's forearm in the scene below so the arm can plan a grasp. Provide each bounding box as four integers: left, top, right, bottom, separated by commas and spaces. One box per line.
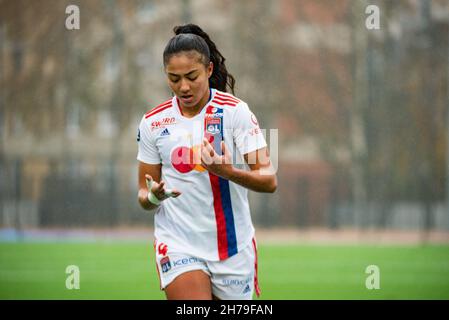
138, 189, 159, 211
224, 167, 277, 193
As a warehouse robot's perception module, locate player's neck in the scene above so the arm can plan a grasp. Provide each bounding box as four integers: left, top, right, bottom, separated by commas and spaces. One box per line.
180, 89, 211, 118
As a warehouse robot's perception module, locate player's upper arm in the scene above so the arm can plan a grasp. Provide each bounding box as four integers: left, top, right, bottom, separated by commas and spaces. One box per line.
244, 147, 272, 172
136, 115, 162, 165
138, 161, 162, 190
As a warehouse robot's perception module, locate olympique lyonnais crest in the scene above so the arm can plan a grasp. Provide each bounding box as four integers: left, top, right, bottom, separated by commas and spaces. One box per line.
161, 256, 171, 273
206, 118, 221, 135
205, 109, 223, 153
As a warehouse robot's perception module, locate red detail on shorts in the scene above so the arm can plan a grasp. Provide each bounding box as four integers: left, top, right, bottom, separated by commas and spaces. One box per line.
153, 240, 162, 290
145, 102, 173, 118
252, 237, 261, 297
158, 243, 168, 256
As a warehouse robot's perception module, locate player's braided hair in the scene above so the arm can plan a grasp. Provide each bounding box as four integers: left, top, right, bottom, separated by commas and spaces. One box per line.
163, 24, 235, 94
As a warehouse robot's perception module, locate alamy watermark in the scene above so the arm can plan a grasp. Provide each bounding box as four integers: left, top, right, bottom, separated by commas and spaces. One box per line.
366, 5, 380, 30
65, 5, 80, 30
65, 265, 80, 290
365, 265, 380, 290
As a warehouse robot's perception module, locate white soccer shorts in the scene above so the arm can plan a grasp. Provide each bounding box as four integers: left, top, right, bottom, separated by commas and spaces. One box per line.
153, 238, 261, 300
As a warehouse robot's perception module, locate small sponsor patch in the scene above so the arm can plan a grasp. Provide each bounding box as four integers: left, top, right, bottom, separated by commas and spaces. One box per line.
205, 111, 223, 118
151, 117, 176, 130
161, 256, 171, 273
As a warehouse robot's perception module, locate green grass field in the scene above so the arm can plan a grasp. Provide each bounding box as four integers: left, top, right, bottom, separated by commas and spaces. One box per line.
1, 242, 448, 299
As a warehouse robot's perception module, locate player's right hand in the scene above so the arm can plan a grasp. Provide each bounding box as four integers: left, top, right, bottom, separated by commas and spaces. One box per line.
145, 174, 181, 203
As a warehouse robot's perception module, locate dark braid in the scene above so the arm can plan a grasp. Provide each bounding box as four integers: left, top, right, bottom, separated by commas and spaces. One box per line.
163, 24, 235, 94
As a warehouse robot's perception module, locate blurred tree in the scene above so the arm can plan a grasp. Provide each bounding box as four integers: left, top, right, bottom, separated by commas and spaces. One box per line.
350, 0, 369, 228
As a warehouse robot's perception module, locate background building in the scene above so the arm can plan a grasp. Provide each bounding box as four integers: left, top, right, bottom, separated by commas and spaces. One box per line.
1, 0, 448, 234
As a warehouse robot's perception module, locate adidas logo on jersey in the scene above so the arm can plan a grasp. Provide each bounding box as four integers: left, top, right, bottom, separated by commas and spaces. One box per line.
160, 128, 170, 136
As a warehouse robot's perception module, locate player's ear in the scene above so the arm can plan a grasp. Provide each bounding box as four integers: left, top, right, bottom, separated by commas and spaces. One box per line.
207, 62, 213, 78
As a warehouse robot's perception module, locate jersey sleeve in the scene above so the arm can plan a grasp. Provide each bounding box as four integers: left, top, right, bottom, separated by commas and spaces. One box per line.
232, 102, 267, 155
136, 115, 161, 164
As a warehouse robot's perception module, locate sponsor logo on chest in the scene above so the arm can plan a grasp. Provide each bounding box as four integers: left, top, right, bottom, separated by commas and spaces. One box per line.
151, 117, 176, 130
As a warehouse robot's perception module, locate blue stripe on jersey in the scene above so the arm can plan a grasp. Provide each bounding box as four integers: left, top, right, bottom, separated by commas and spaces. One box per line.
219, 176, 237, 257
217, 106, 237, 257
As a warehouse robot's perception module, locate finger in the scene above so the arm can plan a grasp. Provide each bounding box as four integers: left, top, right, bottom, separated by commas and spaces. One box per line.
156, 180, 165, 191
203, 138, 215, 153
171, 190, 182, 197
201, 146, 213, 165
221, 141, 232, 164
222, 141, 229, 156
145, 175, 154, 190
165, 189, 181, 197
160, 193, 169, 200
151, 181, 165, 198
200, 157, 209, 169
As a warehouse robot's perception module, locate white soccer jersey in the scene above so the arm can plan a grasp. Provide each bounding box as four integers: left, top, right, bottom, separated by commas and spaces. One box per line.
137, 89, 267, 261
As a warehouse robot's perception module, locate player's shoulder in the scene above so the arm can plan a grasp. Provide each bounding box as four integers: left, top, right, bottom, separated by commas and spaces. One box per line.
142, 97, 174, 121
210, 90, 247, 110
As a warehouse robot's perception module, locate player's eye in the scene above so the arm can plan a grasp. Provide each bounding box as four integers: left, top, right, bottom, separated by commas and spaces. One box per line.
170, 78, 179, 83
187, 77, 197, 81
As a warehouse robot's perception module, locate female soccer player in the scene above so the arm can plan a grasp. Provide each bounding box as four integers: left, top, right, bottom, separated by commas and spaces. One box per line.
137, 24, 277, 300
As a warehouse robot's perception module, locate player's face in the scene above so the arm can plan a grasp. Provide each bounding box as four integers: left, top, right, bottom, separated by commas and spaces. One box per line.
165, 51, 213, 109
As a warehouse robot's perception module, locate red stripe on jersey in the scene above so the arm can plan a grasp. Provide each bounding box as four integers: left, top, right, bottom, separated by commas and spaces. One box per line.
209, 173, 229, 260
145, 100, 171, 115
211, 99, 238, 107
213, 97, 240, 105
145, 103, 172, 118
144, 100, 172, 117
215, 93, 240, 104
156, 99, 173, 109
215, 91, 239, 98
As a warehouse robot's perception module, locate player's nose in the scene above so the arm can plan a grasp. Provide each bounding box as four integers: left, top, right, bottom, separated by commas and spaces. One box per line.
179, 79, 190, 93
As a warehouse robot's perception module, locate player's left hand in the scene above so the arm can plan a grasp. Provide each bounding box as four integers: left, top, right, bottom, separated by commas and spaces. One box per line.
201, 138, 234, 179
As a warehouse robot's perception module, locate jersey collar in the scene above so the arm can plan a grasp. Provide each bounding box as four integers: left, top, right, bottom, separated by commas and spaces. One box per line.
174, 88, 216, 120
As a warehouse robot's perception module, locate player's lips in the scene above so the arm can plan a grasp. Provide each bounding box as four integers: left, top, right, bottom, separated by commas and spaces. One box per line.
180, 94, 194, 104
